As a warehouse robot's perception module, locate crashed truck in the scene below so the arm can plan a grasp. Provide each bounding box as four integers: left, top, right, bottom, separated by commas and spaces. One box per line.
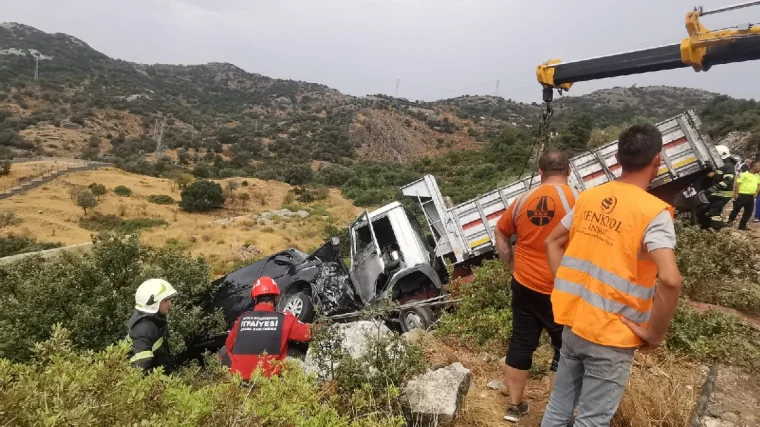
187, 110, 722, 359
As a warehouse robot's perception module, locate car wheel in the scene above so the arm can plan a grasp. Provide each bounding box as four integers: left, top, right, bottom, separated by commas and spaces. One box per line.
279, 292, 315, 323
399, 306, 435, 333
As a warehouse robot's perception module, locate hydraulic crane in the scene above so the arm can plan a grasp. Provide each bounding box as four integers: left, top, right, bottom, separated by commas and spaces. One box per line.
536, 1, 760, 116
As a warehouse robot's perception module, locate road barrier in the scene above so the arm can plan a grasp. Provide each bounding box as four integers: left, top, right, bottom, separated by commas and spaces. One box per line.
0, 158, 113, 200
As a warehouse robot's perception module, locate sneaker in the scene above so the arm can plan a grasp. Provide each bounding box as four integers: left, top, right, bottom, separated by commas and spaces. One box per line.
504, 401, 529, 422
753, 218, 760, 223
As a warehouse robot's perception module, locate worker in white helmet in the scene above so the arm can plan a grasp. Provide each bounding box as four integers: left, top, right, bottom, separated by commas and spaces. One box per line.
126, 279, 177, 373
701, 144, 738, 229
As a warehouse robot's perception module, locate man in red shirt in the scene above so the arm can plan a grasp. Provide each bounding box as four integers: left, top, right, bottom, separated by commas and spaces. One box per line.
222, 277, 311, 379
494, 150, 577, 422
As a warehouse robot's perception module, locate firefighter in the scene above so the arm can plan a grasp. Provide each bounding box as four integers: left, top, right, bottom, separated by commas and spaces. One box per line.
494, 150, 577, 423
701, 145, 737, 229
221, 277, 311, 379
542, 124, 683, 426
126, 278, 177, 374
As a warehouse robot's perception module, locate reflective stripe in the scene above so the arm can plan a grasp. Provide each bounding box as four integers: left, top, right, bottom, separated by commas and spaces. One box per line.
554, 185, 572, 214
129, 351, 154, 363
512, 186, 542, 223
152, 337, 164, 352
571, 187, 579, 199
555, 278, 651, 324
561, 256, 655, 301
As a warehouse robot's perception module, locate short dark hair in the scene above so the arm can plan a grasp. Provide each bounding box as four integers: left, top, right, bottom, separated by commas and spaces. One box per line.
617, 124, 663, 172
256, 295, 276, 304
538, 149, 570, 177
751, 160, 760, 169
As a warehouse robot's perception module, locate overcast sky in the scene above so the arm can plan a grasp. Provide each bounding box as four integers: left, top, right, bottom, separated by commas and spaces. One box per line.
4, 0, 759, 102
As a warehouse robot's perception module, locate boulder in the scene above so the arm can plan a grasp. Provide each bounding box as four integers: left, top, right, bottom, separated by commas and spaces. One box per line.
401, 362, 471, 427
303, 320, 392, 379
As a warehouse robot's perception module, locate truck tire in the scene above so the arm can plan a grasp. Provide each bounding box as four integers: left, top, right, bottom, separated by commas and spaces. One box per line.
399, 306, 435, 333
279, 292, 315, 323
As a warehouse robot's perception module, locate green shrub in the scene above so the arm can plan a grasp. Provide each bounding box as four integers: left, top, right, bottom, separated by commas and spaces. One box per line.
76, 190, 97, 214
675, 221, 760, 314
0, 234, 63, 258
180, 180, 225, 212
0, 159, 11, 176
667, 302, 760, 368
79, 213, 167, 233
114, 185, 132, 197
147, 194, 175, 205
0, 326, 350, 427
88, 183, 106, 199
438, 259, 513, 349
0, 232, 224, 362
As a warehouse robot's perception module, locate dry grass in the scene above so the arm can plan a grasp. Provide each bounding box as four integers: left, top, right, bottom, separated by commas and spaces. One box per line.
0, 167, 360, 275
418, 335, 704, 427
612, 352, 703, 427
0, 160, 85, 188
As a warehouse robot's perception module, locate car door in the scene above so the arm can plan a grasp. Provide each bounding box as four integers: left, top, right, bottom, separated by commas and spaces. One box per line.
349, 211, 385, 305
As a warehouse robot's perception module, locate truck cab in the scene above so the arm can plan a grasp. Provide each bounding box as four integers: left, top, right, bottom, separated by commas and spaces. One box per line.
349, 202, 447, 330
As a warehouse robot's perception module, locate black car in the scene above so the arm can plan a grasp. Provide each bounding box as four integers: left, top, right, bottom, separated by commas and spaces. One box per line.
181, 238, 362, 361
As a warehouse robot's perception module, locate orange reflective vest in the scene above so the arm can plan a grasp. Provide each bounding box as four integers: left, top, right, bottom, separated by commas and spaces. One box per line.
551, 181, 674, 348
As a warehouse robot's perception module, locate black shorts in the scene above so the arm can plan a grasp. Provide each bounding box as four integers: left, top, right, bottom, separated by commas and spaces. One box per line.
505, 277, 563, 371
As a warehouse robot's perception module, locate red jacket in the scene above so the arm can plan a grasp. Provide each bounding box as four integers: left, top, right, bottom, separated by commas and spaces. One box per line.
224, 302, 311, 379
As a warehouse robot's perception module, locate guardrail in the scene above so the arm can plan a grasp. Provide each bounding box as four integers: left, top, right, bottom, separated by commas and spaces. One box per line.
0, 158, 113, 200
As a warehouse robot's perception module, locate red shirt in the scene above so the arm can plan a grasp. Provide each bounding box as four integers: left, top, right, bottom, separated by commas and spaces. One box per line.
224, 302, 311, 379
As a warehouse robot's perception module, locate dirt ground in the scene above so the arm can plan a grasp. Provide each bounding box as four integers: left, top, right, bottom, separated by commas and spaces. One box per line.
0, 167, 360, 275
0, 159, 88, 189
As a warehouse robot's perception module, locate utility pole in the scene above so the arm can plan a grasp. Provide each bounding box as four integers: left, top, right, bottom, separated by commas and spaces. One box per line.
395, 79, 400, 98
34, 56, 39, 81
495, 79, 500, 97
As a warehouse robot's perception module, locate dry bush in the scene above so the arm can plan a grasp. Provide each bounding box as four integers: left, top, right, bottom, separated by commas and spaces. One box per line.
612, 354, 700, 427
116, 203, 128, 217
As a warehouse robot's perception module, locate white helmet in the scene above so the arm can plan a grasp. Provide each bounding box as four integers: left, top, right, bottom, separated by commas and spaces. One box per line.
135, 279, 177, 314
715, 145, 731, 160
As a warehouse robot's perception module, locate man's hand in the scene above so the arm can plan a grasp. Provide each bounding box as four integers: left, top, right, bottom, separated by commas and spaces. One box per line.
620, 317, 663, 352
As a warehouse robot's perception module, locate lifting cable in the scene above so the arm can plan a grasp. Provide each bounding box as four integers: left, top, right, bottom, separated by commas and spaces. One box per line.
517, 103, 553, 179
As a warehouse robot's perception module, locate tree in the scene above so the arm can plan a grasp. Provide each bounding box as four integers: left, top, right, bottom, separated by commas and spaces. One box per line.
557, 113, 594, 152
89, 183, 106, 200
0, 160, 10, 176
180, 180, 225, 212
174, 173, 195, 190
77, 190, 97, 214
193, 163, 212, 179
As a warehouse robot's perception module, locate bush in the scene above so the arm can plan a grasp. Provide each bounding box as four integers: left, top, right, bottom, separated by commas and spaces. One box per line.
114, 185, 132, 197
438, 259, 513, 349
147, 194, 175, 205
0, 210, 21, 229
0, 326, 350, 426
675, 221, 760, 314
0, 234, 62, 258
0, 159, 10, 176
0, 233, 225, 362
180, 180, 225, 212
79, 213, 167, 233
666, 302, 760, 368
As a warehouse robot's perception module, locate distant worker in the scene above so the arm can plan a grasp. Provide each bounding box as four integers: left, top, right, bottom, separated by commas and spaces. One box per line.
701, 145, 737, 229
494, 150, 577, 423
126, 278, 177, 374
739, 157, 752, 174
728, 160, 760, 230
221, 277, 311, 379
542, 124, 683, 426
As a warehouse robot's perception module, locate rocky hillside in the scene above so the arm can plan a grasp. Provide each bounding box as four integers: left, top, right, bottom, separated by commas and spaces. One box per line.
0, 22, 737, 172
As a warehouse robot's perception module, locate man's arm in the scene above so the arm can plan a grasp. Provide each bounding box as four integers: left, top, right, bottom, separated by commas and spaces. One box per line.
129, 323, 157, 373
286, 315, 312, 342
225, 316, 242, 353
494, 227, 514, 271
621, 248, 682, 347
544, 224, 570, 277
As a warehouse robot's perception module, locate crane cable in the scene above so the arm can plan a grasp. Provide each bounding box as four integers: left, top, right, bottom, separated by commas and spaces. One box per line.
517, 101, 554, 179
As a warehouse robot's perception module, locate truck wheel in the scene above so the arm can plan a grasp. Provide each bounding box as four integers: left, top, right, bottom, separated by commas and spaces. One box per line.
399, 306, 435, 333
279, 292, 315, 323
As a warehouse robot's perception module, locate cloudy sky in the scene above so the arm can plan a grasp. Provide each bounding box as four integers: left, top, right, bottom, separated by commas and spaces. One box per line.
4, 0, 759, 102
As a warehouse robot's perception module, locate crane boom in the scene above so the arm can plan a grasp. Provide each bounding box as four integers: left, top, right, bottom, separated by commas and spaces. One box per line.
537, 2, 760, 108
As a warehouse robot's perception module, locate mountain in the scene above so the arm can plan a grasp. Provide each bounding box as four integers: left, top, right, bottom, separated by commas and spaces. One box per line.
0, 22, 734, 173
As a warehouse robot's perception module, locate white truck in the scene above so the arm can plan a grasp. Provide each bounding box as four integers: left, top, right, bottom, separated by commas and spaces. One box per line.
399, 110, 723, 278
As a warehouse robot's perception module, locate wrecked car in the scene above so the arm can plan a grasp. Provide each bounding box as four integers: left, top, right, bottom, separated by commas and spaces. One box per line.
183, 202, 449, 361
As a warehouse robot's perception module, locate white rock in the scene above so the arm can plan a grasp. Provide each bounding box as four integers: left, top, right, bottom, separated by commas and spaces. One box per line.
295, 210, 309, 218
486, 379, 506, 391
401, 363, 471, 427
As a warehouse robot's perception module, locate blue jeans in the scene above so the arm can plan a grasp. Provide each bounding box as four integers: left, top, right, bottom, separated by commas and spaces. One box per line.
755, 196, 760, 220
541, 327, 635, 427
